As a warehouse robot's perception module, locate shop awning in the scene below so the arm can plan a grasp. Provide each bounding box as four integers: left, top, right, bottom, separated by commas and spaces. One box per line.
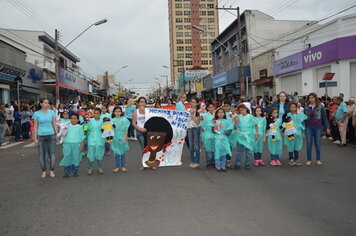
253, 77, 273, 85
0, 84, 10, 89
22, 86, 42, 94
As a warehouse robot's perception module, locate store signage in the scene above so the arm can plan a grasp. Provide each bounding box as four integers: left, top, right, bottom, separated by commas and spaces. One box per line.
213, 72, 227, 88
322, 72, 335, 81
274, 35, 356, 75
26, 67, 42, 82
217, 87, 223, 94
319, 81, 337, 88
185, 70, 210, 78
59, 68, 89, 94
0, 63, 25, 81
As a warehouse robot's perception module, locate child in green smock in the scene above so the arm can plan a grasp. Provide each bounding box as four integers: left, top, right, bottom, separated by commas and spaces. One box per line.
100, 105, 112, 155
201, 102, 216, 168
111, 107, 130, 173
210, 108, 232, 172
234, 104, 259, 170
253, 106, 267, 167
60, 114, 85, 178
87, 108, 106, 175
222, 101, 234, 167
285, 103, 307, 166
266, 108, 283, 166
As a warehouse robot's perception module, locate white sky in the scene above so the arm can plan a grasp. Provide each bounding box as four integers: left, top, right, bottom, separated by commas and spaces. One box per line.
1, 0, 355, 89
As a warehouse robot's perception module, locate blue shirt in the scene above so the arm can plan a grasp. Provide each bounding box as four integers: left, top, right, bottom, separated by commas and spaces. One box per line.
125, 106, 136, 119
335, 102, 348, 120
33, 109, 56, 135
279, 104, 285, 118
175, 101, 186, 111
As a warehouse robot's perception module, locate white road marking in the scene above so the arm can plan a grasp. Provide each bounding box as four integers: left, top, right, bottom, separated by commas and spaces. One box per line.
23, 143, 35, 148
0, 141, 24, 150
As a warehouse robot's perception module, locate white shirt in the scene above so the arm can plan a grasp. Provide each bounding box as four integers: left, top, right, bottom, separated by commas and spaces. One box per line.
187, 108, 200, 129
297, 107, 304, 114
243, 102, 252, 113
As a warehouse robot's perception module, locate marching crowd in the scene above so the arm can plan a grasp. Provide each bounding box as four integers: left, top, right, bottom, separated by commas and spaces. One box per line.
0, 91, 355, 178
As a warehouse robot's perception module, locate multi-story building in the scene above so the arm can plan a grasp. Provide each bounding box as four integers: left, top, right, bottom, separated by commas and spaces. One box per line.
168, 0, 219, 86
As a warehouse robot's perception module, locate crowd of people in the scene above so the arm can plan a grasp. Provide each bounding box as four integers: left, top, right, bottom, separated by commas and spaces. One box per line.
0, 91, 355, 178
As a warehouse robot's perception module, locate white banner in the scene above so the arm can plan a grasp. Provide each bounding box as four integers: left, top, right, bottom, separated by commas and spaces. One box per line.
142, 108, 189, 167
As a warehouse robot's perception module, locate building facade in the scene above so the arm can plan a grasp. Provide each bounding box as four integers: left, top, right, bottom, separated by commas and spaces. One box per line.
273, 14, 356, 98
168, 0, 219, 85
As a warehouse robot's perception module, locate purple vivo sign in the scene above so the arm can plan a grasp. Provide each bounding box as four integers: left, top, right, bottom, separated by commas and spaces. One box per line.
274, 35, 356, 76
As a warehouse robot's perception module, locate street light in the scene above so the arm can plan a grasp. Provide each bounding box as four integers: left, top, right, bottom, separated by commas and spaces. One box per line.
55, 19, 107, 105
113, 65, 128, 76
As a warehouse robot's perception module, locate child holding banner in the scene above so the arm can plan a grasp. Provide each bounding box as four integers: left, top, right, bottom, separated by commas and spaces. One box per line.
201, 102, 215, 168
210, 108, 232, 172
111, 107, 130, 172
87, 108, 106, 174
187, 98, 201, 168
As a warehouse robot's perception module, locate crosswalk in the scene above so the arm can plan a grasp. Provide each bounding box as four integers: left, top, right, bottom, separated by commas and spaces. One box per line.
0, 141, 35, 150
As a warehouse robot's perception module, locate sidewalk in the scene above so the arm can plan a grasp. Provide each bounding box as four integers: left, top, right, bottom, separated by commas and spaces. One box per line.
1, 135, 15, 146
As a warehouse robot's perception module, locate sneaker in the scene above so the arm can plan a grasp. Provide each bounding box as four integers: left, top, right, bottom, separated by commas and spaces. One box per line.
207, 164, 215, 169
322, 135, 326, 139
87, 169, 93, 175
244, 164, 250, 170
328, 137, 333, 141
132, 137, 138, 141
270, 160, 277, 166
294, 160, 303, 166
63, 173, 70, 178
193, 163, 200, 168
226, 160, 232, 168
289, 160, 296, 166
234, 165, 241, 170
121, 168, 127, 172
254, 161, 260, 167
113, 168, 120, 173
259, 160, 266, 166
73, 173, 79, 177
276, 160, 282, 166
98, 169, 104, 174
333, 140, 341, 144
316, 161, 322, 166
188, 163, 194, 168
305, 161, 312, 166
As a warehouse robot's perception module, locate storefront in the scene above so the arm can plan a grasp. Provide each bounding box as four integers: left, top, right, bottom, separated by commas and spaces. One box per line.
58, 68, 89, 103
274, 35, 356, 98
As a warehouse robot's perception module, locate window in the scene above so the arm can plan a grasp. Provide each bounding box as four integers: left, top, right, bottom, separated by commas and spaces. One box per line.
175, 3, 182, 8
209, 39, 214, 43
177, 46, 184, 51
199, 11, 206, 16
207, 11, 214, 16
183, 3, 190, 8
176, 32, 183, 37
176, 25, 183, 30
186, 60, 192, 65
184, 25, 191, 30
199, 4, 206, 8
184, 18, 191, 23
185, 53, 192, 58
200, 18, 207, 23
209, 60, 212, 65
201, 46, 208, 51
184, 11, 191, 16
185, 39, 192, 44
178, 68, 184, 73
208, 18, 215, 23
201, 53, 209, 58
185, 46, 192, 51
208, 25, 215, 30
207, 4, 214, 8
200, 39, 207, 44
176, 39, 184, 44
184, 32, 192, 37
176, 18, 183, 23
201, 60, 209, 65
177, 53, 184, 58
176, 11, 182, 16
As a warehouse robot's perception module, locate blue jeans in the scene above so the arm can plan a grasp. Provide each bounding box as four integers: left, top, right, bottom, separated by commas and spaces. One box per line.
14, 120, 21, 141
306, 125, 322, 161
64, 165, 79, 174
21, 122, 30, 140
114, 153, 126, 168
205, 151, 215, 166
235, 143, 252, 166
127, 118, 135, 138
136, 130, 145, 149
38, 135, 56, 171
271, 154, 280, 161
0, 123, 6, 144
88, 160, 103, 169
215, 155, 227, 169
187, 127, 201, 164
254, 153, 262, 160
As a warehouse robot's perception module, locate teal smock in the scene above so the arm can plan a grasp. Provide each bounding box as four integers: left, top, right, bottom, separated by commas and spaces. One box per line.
210, 119, 232, 159
60, 118, 69, 124
87, 118, 106, 161
253, 117, 266, 153
110, 117, 130, 155
236, 114, 257, 151
225, 112, 236, 148
267, 118, 283, 155
60, 124, 85, 167
201, 112, 215, 152
284, 112, 307, 152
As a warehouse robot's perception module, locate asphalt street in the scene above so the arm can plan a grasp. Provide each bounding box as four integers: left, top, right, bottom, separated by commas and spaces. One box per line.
0, 139, 355, 236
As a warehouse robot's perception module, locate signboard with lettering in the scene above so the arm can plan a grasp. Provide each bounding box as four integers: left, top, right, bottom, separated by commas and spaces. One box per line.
0, 63, 25, 81
59, 68, 89, 94
213, 72, 227, 88
185, 70, 210, 79
142, 108, 189, 167
273, 52, 302, 76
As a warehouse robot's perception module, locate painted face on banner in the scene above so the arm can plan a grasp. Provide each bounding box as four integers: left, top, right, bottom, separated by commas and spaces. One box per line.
147, 131, 167, 153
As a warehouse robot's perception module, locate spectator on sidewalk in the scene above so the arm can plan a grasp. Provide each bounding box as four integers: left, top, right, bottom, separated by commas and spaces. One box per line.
20, 105, 33, 140
267, 91, 290, 118
13, 106, 22, 142
347, 97, 356, 145
0, 103, 7, 145
335, 96, 349, 147
5, 104, 13, 135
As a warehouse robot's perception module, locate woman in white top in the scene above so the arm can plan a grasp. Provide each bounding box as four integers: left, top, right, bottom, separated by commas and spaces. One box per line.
187, 97, 202, 168
132, 97, 147, 149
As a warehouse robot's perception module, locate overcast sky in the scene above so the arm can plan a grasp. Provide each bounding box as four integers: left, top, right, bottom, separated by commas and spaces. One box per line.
1, 0, 355, 89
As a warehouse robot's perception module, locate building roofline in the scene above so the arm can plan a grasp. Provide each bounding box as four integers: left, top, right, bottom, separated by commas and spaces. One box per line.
0, 39, 26, 54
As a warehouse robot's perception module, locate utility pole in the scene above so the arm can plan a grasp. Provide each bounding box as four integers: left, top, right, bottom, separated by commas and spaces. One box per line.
216, 6, 244, 97
54, 29, 60, 106
161, 75, 169, 97
105, 71, 109, 99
